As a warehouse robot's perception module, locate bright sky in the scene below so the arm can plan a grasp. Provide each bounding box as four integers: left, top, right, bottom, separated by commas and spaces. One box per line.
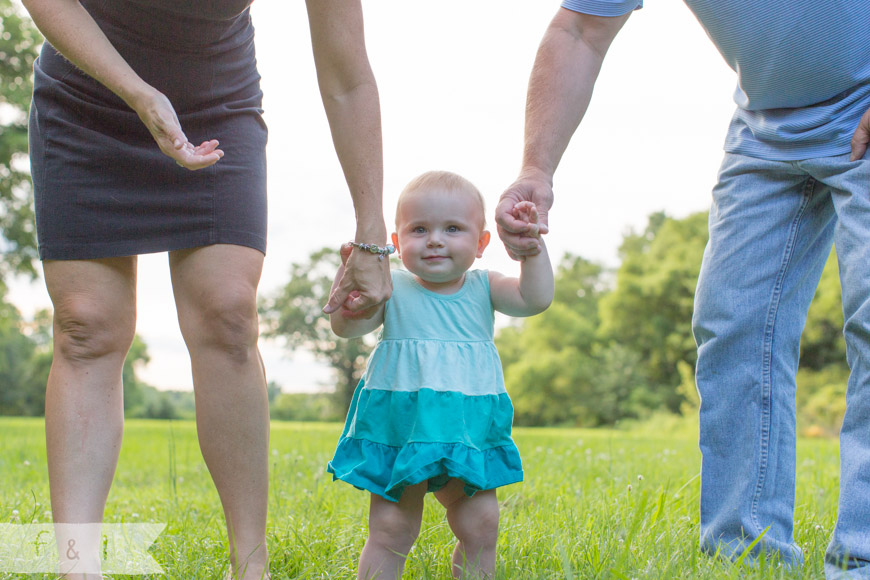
9, 1, 737, 393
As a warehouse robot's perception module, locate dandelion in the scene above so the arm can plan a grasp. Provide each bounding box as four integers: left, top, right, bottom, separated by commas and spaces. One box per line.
23, 460, 30, 466
11, 510, 19, 516
637, 475, 644, 481
627, 484, 633, 492
131, 513, 139, 518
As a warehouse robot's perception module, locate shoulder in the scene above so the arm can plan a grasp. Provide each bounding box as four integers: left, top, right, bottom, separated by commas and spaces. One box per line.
467, 269, 491, 292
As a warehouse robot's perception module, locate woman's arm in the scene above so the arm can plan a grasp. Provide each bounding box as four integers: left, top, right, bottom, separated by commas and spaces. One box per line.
306, 0, 391, 318
21, 0, 223, 169
490, 203, 555, 317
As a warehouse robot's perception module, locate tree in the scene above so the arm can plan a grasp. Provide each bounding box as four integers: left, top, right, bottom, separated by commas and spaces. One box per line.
800, 249, 845, 370
598, 211, 709, 412
259, 247, 376, 413
121, 334, 151, 413
0, 282, 42, 414
0, 1, 42, 279
496, 254, 656, 426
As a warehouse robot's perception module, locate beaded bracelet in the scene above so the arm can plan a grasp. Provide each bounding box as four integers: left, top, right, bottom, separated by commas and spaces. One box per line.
348, 241, 396, 261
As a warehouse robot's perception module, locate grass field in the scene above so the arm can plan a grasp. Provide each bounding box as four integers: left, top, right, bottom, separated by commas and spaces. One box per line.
0, 417, 840, 579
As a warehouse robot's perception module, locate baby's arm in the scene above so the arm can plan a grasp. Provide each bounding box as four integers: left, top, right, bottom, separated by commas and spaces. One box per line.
489, 202, 555, 317
329, 243, 386, 338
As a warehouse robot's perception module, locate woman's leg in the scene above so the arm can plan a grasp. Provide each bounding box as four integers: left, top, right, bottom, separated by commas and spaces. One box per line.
359, 483, 427, 580
435, 480, 499, 579
168, 244, 270, 580
43, 257, 138, 579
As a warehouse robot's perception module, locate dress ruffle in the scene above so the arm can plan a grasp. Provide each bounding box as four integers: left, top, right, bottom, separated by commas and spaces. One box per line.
328, 438, 523, 502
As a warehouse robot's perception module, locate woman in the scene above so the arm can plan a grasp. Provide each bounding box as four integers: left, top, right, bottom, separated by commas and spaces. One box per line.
21, 0, 391, 578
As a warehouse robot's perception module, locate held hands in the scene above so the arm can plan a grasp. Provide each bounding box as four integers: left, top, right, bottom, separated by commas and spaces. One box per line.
496, 173, 553, 260
850, 106, 870, 162
512, 201, 543, 238
323, 242, 392, 319
135, 89, 224, 170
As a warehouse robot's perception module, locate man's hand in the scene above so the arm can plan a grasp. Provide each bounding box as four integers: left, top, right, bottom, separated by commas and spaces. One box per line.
851, 106, 870, 161
323, 245, 391, 319
496, 173, 553, 260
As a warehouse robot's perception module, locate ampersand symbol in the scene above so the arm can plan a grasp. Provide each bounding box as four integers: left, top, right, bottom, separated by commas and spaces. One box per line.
66, 539, 80, 560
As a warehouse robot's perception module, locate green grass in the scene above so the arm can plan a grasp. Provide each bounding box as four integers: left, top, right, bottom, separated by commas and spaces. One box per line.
0, 417, 839, 579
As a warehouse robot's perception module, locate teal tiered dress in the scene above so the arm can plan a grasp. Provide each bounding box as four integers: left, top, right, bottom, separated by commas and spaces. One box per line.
327, 269, 523, 502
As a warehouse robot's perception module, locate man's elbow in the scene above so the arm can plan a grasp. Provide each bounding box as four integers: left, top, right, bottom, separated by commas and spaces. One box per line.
550, 8, 630, 58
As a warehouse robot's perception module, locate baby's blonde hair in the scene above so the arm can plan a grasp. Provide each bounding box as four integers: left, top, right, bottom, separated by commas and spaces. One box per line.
396, 170, 486, 228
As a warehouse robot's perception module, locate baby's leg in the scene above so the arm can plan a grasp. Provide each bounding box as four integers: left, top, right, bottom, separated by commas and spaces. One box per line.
435, 480, 499, 579
358, 483, 427, 580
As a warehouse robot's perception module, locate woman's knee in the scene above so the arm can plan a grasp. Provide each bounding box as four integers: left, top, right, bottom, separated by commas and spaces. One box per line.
179, 285, 260, 361
52, 296, 136, 362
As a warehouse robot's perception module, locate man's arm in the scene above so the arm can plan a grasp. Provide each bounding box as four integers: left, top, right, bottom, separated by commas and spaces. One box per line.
306, 0, 391, 318
497, 8, 631, 259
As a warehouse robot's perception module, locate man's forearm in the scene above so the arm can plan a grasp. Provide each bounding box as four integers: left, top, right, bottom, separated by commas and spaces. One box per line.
521, 10, 630, 180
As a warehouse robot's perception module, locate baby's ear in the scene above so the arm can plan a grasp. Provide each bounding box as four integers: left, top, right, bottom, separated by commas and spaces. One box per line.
391, 232, 401, 256
476, 230, 491, 258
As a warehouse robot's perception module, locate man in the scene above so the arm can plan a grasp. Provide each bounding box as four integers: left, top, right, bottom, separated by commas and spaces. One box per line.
495, 1, 870, 577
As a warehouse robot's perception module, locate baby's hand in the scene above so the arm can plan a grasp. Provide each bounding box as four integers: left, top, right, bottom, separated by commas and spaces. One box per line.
512, 201, 542, 238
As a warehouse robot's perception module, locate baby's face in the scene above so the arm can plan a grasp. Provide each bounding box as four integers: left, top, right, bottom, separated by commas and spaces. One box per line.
392, 187, 489, 291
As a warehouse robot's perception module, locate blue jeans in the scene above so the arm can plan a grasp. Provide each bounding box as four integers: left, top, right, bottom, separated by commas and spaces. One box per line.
693, 151, 870, 578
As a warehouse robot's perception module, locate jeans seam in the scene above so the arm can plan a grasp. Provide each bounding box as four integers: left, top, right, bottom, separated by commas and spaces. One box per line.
751, 175, 817, 535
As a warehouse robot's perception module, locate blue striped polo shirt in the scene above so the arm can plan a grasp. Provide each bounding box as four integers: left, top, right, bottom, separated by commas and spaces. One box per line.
560, 0, 870, 160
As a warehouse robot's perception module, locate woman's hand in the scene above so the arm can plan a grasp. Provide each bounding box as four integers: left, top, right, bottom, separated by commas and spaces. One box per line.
135, 90, 224, 170
324, 245, 391, 319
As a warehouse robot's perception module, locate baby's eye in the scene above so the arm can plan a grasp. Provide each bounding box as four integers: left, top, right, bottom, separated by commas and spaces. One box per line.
446, 225, 460, 233
413, 226, 426, 234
